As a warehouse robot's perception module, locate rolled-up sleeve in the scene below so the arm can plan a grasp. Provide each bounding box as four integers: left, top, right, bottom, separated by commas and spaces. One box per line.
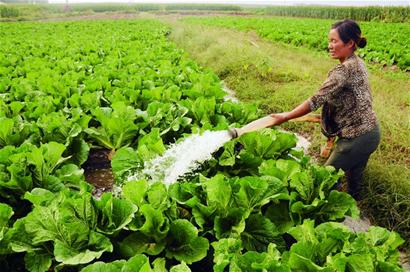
308, 64, 349, 111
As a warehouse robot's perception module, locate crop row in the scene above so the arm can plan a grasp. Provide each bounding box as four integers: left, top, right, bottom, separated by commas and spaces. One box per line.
0, 4, 243, 19
184, 16, 410, 71
0, 20, 405, 271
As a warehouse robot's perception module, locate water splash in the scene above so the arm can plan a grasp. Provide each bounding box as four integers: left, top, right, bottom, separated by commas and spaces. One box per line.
128, 130, 232, 186
295, 133, 311, 152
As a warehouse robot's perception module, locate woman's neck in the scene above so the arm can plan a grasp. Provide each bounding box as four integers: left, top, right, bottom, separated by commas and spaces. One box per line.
339, 53, 354, 64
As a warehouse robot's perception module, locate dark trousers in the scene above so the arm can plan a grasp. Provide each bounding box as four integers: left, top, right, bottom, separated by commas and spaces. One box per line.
325, 124, 381, 200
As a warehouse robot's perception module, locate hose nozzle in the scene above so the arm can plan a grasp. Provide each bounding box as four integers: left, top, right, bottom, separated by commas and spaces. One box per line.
228, 128, 239, 139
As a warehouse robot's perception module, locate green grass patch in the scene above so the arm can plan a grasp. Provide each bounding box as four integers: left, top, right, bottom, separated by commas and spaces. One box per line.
167, 20, 410, 249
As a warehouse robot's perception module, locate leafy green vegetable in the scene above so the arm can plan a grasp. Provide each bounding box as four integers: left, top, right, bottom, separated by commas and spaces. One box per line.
27, 142, 71, 190
11, 189, 113, 266
241, 213, 281, 252
0, 202, 13, 255
80, 254, 152, 272
85, 101, 139, 150
170, 262, 192, 272
0, 116, 39, 147
93, 192, 138, 234
24, 251, 52, 272
165, 219, 209, 264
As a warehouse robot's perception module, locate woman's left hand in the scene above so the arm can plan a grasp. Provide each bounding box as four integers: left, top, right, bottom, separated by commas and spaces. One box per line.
269, 113, 290, 126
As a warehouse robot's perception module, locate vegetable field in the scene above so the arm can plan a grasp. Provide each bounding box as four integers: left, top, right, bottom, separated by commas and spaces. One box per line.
184, 16, 410, 71
0, 19, 407, 271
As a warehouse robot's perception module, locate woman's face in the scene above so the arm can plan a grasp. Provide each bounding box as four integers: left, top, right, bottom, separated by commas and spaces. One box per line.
328, 29, 355, 62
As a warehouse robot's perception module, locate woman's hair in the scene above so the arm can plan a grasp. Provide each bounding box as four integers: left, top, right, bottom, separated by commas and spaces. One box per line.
331, 19, 367, 49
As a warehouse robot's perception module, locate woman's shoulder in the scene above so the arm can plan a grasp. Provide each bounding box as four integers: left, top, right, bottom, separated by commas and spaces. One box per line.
345, 54, 368, 77
343, 54, 366, 71
328, 62, 349, 79
329, 55, 366, 78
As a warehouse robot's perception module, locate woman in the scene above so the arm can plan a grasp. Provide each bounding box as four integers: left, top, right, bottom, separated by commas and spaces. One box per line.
269, 19, 381, 200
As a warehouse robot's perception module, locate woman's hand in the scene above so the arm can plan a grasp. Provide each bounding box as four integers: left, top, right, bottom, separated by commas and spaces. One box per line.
269, 100, 313, 125
233, 114, 288, 137
269, 113, 290, 126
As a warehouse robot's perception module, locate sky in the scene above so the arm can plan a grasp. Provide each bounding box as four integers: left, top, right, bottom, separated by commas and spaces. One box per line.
47, 0, 410, 6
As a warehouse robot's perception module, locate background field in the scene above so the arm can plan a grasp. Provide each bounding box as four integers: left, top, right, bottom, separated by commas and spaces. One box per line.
184, 16, 410, 71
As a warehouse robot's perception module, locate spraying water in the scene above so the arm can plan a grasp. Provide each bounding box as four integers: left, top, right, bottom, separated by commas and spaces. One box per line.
128, 130, 232, 186
126, 126, 310, 187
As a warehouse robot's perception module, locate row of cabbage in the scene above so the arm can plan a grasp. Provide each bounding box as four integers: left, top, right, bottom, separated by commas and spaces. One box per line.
0, 20, 405, 271
183, 16, 410, 71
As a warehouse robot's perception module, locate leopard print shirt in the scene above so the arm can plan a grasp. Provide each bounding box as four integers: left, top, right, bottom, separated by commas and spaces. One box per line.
308, 54, 378, 139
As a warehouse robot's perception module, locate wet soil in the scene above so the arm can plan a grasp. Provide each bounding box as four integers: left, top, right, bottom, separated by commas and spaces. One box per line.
83, 149, 115, 197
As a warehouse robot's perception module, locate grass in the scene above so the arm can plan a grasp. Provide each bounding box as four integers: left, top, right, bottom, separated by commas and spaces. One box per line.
166, 18, 410, 249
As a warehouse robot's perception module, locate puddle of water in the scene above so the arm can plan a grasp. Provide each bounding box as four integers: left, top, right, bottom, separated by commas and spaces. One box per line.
294, 133, 311, 152
401, 253, 410, 271
222, 81, 239, 103
83, 149, 115, 197
85, 168, 114, 198
342, 215, 371, 233
84, 168, 114, 190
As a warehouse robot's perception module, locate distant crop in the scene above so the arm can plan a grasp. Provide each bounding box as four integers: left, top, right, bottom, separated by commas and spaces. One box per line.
164, 4, 242, 11
0, 6, 19, 18
257, 6, 410, 23
185, 16, 410, 71
67, 3, 161, 13
0, 3, 242, 20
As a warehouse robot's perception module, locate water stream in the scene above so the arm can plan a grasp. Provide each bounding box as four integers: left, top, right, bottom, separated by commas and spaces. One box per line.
128, 130, 232, 186
126, 128, 311, 187
125, 80, 311, 187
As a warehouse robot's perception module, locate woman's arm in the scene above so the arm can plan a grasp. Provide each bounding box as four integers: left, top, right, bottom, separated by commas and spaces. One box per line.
236, 65, 347, 134
233, 100, 313, 138
269, 99, 312, 126
270, 64, 348, 126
